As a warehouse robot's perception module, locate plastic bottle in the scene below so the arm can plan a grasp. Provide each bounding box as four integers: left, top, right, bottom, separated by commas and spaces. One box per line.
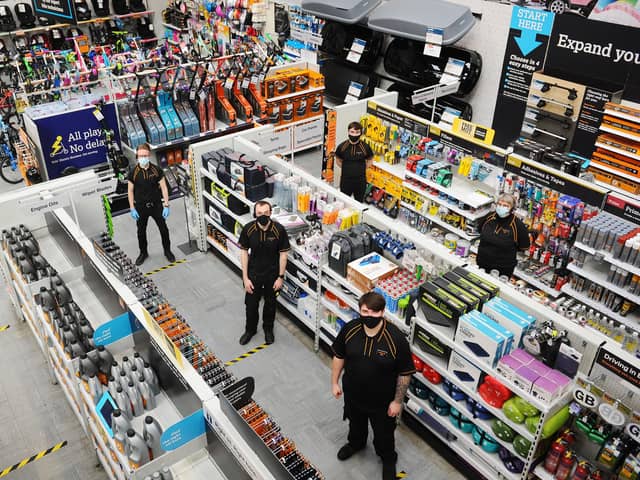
52, 279, 71, 305
114, 386, 133, 420
86, 373, 103, 404
130, 365, 140, 382
161, 467, 174, 480
96, 346, 114, 382
38, 287, 56, 311
142, 416, 164, 460
126, 381, 144, 417
126, 429, 150, 469
132, 352, 146, 372
107, 375, 120, 399
152, 473, 162, 480
110, 361, 120, 380
111, 409, 131, 453
65, 339, 85, 359
137, 375, 156, 410
121, 356, 134, 378
18, 254, 35, 281
118, 370, 131, 390
142, 362, 160, 395
79, 320, 94, 342
79, 353, 98, 377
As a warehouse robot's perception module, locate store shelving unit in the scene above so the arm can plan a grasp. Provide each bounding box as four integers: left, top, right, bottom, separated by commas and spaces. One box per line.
513, 266, 561, 299
567, 260, 640, 305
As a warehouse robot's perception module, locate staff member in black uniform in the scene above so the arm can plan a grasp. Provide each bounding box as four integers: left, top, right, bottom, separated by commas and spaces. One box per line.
477, 193, 530, 277
127, 143, 175, 266
331, 292, 415, 480
335, 121, 373, 202
238, 200, 290, 346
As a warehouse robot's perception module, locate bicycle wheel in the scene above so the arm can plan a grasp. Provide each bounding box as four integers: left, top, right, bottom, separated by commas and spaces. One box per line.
0, 156, 23, 184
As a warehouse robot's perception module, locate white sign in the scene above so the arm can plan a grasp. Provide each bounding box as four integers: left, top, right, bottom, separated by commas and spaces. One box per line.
423, 43, 442, 57
293, 117, 323, 149
346, 50, 362, 63
411, 81, 460, 105
425, 28, 444, 45
444, 58, 465, 77
350, 38, 366, 53
20, 195, 71, 215
344, 94, 359, 103
76, 179, 116, 199
256, 128, 292, 156
347, 81, 364, 98
626, 423, 640, 442
573, 387, 599, 409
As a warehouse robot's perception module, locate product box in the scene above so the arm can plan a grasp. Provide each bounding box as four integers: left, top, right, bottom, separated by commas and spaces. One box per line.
443, 271, 491, 307
417, 281, 467, 328
482, 297, 535, 348
432, 277, 480, 312
309, 93, 323, 116
448, 351, 483, 390
455, 313, 505, 368
280, 99, 294, 125
412, 322, 451, 359
531, 377, 563, 403
293, 95, 308, 121
510, 348, 535, 366
497, 355, 523, 381
546, 370, 572, 394
528, 359, 552, 377
347, 253, 398, 293
513, 366, 539, 393
467, 310, 515, 357
452, 267, 499, 297
307, 70, 324, 88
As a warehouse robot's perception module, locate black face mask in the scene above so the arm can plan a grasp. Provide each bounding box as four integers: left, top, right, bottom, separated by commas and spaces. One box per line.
361, 315, 382, 328
348, 134, 361, 143
256, 214, 270, 226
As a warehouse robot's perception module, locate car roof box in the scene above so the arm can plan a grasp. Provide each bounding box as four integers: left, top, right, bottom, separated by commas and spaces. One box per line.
367, 0, 475, 44
300, 0, 381, 24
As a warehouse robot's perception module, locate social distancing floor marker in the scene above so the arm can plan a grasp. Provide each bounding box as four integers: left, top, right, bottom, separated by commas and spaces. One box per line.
225, 343, 270, 366
0, 325, 9, 332
0, 440, 68, 477
144, 259, 187, 276
396, 471, 407, 478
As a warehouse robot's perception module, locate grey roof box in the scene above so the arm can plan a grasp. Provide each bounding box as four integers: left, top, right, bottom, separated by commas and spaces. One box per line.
367, 0, 475, 45
300, 0, 381, 24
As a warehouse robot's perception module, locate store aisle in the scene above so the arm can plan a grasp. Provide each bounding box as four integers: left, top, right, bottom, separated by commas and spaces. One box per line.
0, 279, 107, 480
112, 211, 467, 480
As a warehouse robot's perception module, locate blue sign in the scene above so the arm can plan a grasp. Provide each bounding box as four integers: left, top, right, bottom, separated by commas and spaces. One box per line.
94, 312, 142, 346
160, 410, 206, 451
510, 7, 555, 57
34, 103, 121, 180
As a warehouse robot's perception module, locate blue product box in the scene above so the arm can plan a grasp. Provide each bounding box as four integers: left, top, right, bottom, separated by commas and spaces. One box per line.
455, 313, 505, 368
483, 297, 535, 348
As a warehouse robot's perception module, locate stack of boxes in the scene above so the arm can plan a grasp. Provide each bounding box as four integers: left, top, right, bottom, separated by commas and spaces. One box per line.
262, 67, 324, 125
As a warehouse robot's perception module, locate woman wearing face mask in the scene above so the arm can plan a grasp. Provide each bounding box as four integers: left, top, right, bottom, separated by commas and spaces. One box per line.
335, 121, 373, 202
476, 193, 530, 278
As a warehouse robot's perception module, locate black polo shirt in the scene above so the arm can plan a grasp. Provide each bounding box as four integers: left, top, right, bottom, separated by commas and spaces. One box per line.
238, 219, 290, 277
477, 212, 530, 272
336, 139, 373, 179
333, 319, 415, 411
128, 164, 164, 206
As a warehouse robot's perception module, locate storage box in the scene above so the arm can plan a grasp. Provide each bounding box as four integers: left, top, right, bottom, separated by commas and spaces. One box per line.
513, 366, 539, 393
417, 281, 467, 328
307, 70, 324, 88
347, 253, 398, 293
448, 351, 483, 390
531, 377, 562, 403
482, 297, 535, 348
452, 267, 499, 297
467, 310, 515, 357
455, 313, 505, 368
497, 356, 523, 382
528, 359, 552, 377
510, 348, 535, 366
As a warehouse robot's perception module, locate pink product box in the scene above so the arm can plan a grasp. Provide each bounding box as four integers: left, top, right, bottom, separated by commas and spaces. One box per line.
509, 348, 535, 366
528, 359, 552, 377
532, 377, 563, 403
513, 366, 540, 393
496, 356, 522, 381
546, 370, 572, 394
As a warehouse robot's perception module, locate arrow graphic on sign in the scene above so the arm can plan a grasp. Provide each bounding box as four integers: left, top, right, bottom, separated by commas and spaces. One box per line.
515, 29, 542, 56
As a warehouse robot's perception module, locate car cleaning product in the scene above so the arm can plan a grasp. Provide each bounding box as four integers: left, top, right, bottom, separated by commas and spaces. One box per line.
114, 386, 133, 419
137, 375, 156, 410
111, 409, 131, 453
126, 381, 144, 417
126, 428, 150, 469
143, 362, 160, 394
161, 467, 173, 480
142, 416, 164, 460
133, 352, 145, 371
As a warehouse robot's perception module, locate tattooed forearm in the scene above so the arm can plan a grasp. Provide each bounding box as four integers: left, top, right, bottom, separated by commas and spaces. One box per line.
394, 375, 411, 403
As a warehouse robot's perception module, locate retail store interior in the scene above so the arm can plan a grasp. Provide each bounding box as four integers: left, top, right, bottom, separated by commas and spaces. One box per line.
2, 0, 640, 480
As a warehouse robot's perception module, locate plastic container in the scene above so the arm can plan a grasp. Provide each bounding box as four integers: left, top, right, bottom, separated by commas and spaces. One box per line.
444, 233, 458, 250
456, 239, 470, 257
142, 416, 164, 460
111, 409, 131, 454
126, 428, 150, 469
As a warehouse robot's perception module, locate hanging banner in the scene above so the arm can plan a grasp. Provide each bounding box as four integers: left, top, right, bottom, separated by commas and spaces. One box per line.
603, 194, 640, 225
322, 109, 337, 183
492, 7, 555, 147
595, 347, 640, 390
160, 410, 206, 450
34, 104, 120, 180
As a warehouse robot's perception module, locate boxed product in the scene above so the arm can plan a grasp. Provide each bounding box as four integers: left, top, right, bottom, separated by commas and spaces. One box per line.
455, 313, 505, 368
528, 359, 552, 378
513, 366, 539, 393
467, 310, 515, 357
482, 297, 535, 348
448, 351, 483, 390
545, 370, 572, 394
280, 99, 294, 125
443, 271, 491, 307
510, 348, 535, 366
347, 253, 398, 293
452, 267, 500, 297
531, 377, 563, 403
433, 277, 480, 312
293, 95, 308, 121
412, 322, 451, 359
417, 281, 467, 328
497, 355, 523, 381
307, 70, 324, 88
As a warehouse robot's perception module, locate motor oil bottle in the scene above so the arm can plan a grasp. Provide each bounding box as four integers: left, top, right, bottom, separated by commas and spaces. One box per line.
142, 416, 164, 460
126, 428, 150, 469
38, 286, 56, 311
130, 365, 140, 382
52, 279, 72, 305
137, 375, 156, 410
111, 409, 131, 454
86, 348, 101, 369
118, 369, 131, 390
86, 372, 103, 404
142, 362, 160, 394
79, 320, 94, 342
110, 361, 120, 380
114, 386, 133, 420
133, 352, 146, 371
152, 472, 161, 480
107, 375, 120, 399
161, 466, 174, 480
126, 381, 144, 417
17, 254, 35, 281
65, 339, 86, 359
78, 353, 98, 378
96, 346, 114, 379
121, 356, 134, 378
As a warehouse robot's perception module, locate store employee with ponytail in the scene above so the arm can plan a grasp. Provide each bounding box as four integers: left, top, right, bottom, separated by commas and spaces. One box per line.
331, 292, 415, 480
238, 200, 290, 346
336, 121, 373, 202
477, 193, 530, 277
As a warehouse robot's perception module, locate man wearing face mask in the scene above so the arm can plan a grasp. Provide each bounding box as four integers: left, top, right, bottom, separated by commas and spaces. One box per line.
127, 143, 175, 266
331, 292, 415, 480
477, 193, 530, 277
335, 121, 373, 202
238, 200, 290, 345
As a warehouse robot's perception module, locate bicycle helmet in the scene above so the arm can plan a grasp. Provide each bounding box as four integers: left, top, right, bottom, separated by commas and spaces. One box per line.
74, 0, 92, 21
129, 0, 147, 13
91, 0, 110, 16
50, 28, 66, 51
0, 5, 16, 32
38, 16, 52, 26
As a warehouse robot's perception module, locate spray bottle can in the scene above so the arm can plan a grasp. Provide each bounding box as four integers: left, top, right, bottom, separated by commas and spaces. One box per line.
143, 416, 164, 461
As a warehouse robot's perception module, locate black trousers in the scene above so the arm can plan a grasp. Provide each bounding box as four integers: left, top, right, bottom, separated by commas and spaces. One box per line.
244, 272, 278, 334
344, 399, 397, 464
136, 202, 171, 254
340, 176, 366, 203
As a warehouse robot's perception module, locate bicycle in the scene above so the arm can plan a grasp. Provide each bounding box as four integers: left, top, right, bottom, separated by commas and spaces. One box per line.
0, 115, 23, 184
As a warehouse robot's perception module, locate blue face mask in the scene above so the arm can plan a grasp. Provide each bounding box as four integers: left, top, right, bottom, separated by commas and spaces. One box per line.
496, 205, 511, 218
138, 157, 150, 167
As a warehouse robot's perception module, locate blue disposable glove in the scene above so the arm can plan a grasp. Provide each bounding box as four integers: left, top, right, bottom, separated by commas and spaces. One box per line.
162, 206, 170, 219
130, 208, 139, 221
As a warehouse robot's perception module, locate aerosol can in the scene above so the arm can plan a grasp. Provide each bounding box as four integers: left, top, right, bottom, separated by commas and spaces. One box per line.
142, 416, 164, 460
111, 409, 131, 453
